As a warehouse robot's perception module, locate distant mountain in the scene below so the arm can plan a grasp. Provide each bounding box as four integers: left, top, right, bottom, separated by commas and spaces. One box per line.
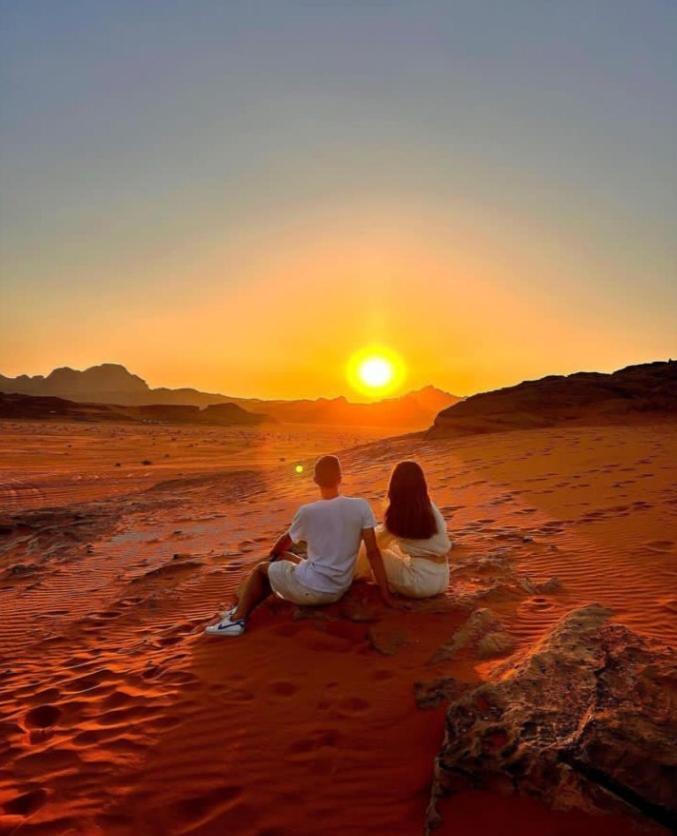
1, 363, 149, 401
0, 392, 267, 427
428, 361, 677, 438
227, 385, 461, 427
0, 364, 461, 428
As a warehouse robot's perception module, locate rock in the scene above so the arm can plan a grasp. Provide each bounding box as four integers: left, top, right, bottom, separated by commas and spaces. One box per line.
535, 576, 562, 593
476, 631, 517, 659
429, 608, 503, 665
429, 360, 677, 438
519, 574, 562, 595
414, 677, 470, 710
427, 604, 677, 833
368, 624, 408, 656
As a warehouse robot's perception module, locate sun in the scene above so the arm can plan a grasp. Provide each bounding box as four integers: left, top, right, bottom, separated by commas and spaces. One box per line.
359, 356, 393, 388
346, 346, 406, 397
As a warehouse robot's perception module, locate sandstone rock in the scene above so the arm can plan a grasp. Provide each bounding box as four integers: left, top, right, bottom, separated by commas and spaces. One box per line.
427, 604, 677, 832
414, 677, 470, 710
519, 574, 562, 594
448, 550, 561, 610
476, 630, 517, 659
534, 576, 562, 594
428, 608, 504, 665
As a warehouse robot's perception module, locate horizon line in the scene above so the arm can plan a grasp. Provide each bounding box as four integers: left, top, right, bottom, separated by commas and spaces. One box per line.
2, 356, 673, 405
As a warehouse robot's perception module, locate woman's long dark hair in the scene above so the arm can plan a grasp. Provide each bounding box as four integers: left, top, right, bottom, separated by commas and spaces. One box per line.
384, 461, 437, 539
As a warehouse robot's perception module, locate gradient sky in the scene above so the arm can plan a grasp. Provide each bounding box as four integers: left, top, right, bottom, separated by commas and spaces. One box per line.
1, 0, 676, 399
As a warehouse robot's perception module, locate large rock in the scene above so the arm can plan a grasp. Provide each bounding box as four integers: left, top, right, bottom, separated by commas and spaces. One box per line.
429, 359, 677, 437
427, 604, 677, 832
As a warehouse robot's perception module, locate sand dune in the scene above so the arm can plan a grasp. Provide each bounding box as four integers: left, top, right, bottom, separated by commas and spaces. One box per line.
1, 419, 675, 834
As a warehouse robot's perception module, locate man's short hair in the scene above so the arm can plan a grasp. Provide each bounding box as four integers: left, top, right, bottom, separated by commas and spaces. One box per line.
314, 455, 341, 488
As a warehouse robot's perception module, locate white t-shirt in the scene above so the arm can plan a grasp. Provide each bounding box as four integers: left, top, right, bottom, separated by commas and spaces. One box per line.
289, 496, 376, 594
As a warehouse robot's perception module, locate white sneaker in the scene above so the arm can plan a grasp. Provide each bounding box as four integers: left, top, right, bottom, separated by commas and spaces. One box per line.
205, 616, 246, 637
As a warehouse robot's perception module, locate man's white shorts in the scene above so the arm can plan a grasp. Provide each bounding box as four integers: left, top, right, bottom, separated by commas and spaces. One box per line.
268, 560, 343, 606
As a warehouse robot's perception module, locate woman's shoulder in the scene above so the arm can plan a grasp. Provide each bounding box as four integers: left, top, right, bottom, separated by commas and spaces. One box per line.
431, 501, 446, 521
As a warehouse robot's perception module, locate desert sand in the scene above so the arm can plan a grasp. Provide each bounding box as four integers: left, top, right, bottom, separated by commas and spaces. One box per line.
1, 419, 675, 834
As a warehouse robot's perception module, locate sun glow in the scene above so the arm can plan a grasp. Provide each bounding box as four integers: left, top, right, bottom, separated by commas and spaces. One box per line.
346, 346, 406, 398
359, 357, 393, 388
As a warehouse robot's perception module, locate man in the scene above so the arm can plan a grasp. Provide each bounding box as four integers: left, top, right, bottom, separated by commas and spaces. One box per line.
206, 454, 395, 637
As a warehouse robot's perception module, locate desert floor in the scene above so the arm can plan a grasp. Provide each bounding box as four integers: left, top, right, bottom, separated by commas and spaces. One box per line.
1, 420, 675, 835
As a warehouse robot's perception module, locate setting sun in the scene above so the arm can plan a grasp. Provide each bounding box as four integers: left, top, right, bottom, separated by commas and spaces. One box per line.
359, 357, 393, 388
346, 346, 406, 398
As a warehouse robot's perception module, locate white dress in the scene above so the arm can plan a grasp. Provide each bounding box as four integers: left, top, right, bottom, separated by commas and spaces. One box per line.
355, 503, 451, 598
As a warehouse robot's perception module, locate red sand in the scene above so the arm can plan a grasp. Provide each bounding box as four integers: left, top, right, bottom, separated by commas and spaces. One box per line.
1, 421, 674, 834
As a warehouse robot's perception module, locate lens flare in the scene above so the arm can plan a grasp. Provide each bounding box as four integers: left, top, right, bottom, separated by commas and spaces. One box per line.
346, 346, 406, 397
294, 464, 304, 474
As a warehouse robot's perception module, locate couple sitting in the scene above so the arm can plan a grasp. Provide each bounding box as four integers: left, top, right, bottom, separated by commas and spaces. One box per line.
206, 454, 451, 637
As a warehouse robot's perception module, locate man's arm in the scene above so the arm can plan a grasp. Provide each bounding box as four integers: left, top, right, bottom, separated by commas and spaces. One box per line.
362, 527, 397, 607
269, 530, 293, 561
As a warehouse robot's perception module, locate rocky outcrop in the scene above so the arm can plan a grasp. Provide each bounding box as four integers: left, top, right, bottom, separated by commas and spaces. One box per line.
428, 608, 516, 665
429, 360, 677, 437
427, 604, 677, 832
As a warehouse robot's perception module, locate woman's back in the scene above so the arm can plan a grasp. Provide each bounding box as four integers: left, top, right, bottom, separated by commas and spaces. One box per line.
384, 501, 451, 558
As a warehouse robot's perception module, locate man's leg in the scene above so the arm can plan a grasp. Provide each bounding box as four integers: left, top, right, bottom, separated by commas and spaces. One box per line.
231, 560, 272, 621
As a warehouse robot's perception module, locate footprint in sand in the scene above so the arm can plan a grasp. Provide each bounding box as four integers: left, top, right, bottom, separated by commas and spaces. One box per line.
288, 728, 341, 756
337, 696, 370, 715
3, 788, 48, 816
269, 680, 298, 697
24, 704, 61, 728
227, 688, 255, 703
102, 689, 134, 709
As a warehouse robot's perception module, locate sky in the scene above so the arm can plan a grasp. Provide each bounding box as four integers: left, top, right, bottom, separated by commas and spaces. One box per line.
1, 0, 676, 399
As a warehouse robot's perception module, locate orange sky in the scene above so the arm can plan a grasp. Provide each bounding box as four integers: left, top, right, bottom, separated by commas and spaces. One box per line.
1, 4, 675, 400
2, 200, 673, 399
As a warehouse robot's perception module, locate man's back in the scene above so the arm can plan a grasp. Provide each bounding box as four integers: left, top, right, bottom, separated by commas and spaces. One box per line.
290, 495, 375, 594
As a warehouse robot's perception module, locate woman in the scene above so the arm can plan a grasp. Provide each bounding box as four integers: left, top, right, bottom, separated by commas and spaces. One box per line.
355, 460, 451, 598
